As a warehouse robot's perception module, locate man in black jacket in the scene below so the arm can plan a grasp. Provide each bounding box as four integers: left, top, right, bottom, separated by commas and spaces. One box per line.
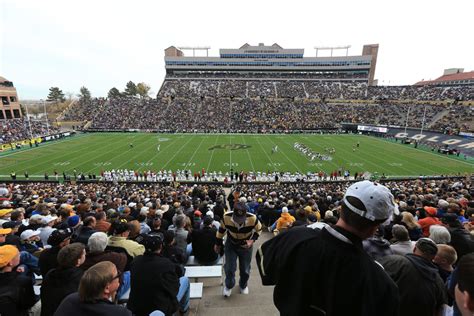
257, 180, 400, 316
54, 261, 131, 316
128, 234, 190, 316
190, 215, 219, 265
379, 238, 448, 316
38, 228, 72, 276
40, 243, 86, 316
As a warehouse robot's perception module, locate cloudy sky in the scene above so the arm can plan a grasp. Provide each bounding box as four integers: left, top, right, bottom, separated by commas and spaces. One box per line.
1, 0, 473, 99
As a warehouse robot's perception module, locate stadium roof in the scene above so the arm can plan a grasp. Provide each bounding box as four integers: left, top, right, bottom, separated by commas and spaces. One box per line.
415, 70, 474, 85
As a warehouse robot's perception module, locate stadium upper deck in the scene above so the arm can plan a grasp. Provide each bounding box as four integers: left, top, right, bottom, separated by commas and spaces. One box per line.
164, 43, 379, 85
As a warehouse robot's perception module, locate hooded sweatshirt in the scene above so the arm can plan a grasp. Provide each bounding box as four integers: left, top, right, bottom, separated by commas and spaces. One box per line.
276, 212, 296, 230
379, 253, 447, 316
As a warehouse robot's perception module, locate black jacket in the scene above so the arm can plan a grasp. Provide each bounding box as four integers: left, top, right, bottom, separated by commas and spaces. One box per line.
40, 267, 84, 316
257, 225, 399, 316
128, 253, 181, 316
379, 254, 448, 316
74, 226, 97, 245
0, 271, 38, 316
190, 226, 218, 264
54, 292, 131, 316
39, 246, 61, 276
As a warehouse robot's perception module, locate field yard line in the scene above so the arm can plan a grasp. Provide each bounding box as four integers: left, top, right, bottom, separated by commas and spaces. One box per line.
358, 136, 455, 175
229, 134, 232, 168
264, 135, 303, 173
185, 136, 206, 167
0, 134, 90, 158
107, 134, 153, 171
368, 136, 474, 167
3, 134, 112, 173
206, 135, 220, 172
290, 135, 340, 170
162, 135, 196, 170
240, 134, 256, 172
254, 136, 277, 172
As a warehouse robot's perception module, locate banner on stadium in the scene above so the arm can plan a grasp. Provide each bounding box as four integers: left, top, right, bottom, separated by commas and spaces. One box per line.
357, 125, 388, 133
0, 137, 43, 151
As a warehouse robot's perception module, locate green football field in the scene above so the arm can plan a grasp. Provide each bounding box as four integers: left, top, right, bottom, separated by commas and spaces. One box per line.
0, 133, 472, 180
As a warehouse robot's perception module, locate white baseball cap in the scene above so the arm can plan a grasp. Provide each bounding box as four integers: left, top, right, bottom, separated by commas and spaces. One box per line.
20, 229, 41, 241
343, 181, 399, 221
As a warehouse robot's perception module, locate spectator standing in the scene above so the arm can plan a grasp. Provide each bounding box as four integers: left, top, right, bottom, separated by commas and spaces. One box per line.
257, 180, 400, 315
216, 201, 262, 297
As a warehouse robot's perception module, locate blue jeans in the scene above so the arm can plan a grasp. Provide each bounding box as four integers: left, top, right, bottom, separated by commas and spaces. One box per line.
177, 276, 190, 312
117, 271, 131, 300
224, 240, 253, 289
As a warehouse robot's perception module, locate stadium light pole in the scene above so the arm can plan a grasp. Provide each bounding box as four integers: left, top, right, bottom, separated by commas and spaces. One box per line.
24, 103, 34, 140
420, 105, 427, 136
403, 105, 412, 134
42, 99, 50, 135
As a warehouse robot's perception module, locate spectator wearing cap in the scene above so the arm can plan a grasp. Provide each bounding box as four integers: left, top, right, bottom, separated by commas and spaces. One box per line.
216, 201, 262, 297
40, 243, 86, 316
107, 219, 145, 260
390, 224, 415, 255
82, 232, 129, 299
1, 221, 21, 249
38, 228, 72, 276
379, 238, 448, 316
128, 234, 190, 316
401, 211, 422, 241
433, 244, 457, 283
190, 215, 219, 265
442, 213, 474, 261
454, 253, 474, 316
274, 207, 295, 234
418, 206, 442, 237
0, 208, 13, 226
75, 216, 97, 245
19, 229, 42, 255
0, 244, 39, 316
55, 261, 132, 316
257, 180, 400, 315
38, 215, 58, 248
94, 211, 111, 233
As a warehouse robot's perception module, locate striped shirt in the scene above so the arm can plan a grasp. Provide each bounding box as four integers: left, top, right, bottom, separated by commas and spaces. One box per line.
216, 211, 262, 246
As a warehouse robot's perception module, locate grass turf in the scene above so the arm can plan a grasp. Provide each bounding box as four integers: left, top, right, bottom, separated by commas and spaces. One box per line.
0, 133, 472, 180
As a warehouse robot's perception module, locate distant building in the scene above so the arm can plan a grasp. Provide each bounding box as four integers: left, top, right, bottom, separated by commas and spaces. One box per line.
0, 76, 22, 119
164, 43, 379, 85
415, 69, 474, 86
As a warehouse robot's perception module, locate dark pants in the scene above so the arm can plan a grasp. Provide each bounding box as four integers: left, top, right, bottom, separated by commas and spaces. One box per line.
224, 240, 253, 289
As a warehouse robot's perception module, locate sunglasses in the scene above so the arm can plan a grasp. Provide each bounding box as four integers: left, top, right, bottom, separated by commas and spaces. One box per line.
111, 270, 122, 281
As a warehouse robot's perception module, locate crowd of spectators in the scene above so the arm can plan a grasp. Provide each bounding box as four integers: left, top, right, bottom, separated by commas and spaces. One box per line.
61, 78, 473, 133
0, 118, 60, 145
0, 176, 472, 315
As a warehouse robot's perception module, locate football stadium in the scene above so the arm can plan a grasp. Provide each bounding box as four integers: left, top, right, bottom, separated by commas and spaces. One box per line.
1, 27, 474, 316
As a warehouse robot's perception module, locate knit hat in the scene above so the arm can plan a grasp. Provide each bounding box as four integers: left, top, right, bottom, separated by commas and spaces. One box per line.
0, 245, 19, 268
282, 207, 289, 213
343, 180, 399, 221
415, 238, 438, 256
0, 209, 12, 217
67, 215, 80, 228
0, 228, 12, 235
2, 221, 21, 229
